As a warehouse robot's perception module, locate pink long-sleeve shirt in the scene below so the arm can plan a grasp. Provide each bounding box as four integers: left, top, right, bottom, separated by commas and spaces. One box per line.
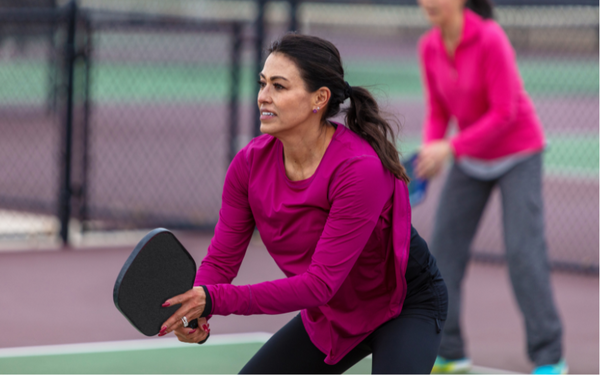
194, 124, 411, 364
419, 9, 545, 160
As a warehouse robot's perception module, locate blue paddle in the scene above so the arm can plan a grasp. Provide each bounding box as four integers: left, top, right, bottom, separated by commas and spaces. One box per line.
402, 153, 429, 207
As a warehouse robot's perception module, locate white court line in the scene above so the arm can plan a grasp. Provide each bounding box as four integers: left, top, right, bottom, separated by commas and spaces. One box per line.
471, 365, 517, 374
0, 332, 273, 358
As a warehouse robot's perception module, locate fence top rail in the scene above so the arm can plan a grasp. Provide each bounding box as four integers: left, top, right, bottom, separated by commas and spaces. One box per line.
0, 7, 68, 22
0, 7, 249, 32
82, 8, 249, 31
225, 0, 598, 6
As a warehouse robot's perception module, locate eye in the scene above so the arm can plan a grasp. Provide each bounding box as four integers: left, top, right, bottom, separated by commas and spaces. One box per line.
257, 80, 266, 89
274, 83, 285, 90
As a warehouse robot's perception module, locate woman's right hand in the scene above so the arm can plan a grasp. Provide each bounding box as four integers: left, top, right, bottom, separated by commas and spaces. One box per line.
173, 317, 210, 344
415, 140, 452, 179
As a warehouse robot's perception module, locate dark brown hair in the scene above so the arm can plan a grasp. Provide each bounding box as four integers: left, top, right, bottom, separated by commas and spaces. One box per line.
466, 0, 494, 19
267, 34, 409, 183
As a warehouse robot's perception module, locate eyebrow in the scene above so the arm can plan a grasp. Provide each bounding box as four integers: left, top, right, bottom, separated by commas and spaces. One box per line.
259, 73, 289, 82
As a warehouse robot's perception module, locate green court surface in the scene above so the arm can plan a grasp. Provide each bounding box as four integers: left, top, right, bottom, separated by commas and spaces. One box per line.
0, 333, 512, 374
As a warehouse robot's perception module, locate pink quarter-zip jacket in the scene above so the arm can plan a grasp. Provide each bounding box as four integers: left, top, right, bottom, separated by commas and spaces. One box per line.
194, 124, 412, 364
419, 9, 545, 160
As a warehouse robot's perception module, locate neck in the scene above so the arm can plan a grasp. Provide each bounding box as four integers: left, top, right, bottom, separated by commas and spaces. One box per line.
440, 10, 464, 56
279, 121, 335, 181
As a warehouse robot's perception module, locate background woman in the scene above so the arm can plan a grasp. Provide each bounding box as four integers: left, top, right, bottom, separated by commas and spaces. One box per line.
415, 0, 566, 373
157, 33, 447, 374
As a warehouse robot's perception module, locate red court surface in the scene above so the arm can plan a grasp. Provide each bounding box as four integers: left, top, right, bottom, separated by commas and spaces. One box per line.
0, 232, 597, 374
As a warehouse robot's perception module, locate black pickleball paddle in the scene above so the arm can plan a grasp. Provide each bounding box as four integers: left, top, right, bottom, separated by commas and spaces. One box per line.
113, 228, 199, 336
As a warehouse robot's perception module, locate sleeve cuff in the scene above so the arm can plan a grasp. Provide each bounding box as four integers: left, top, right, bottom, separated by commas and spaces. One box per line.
449, 138, 460, 159
200, 285, 213, 318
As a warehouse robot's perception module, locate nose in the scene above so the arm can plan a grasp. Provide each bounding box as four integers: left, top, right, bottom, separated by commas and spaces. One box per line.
257, 84, 271, 106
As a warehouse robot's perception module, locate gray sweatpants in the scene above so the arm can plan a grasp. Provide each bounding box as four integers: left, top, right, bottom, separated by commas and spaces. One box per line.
429, 153, 563, 366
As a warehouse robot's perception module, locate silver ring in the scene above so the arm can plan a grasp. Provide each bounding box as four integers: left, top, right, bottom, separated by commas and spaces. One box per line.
181, 316, 189, 328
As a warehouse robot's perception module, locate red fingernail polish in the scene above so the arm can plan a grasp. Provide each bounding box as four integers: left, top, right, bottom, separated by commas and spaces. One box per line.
202, 324, 208, 331
189, 329, 196, 334
158, 332, 165, 337
162, 302, 170, 307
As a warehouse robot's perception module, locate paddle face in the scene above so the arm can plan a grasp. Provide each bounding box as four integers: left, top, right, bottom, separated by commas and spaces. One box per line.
113, 228, 197, 336
403, 153, 428, 207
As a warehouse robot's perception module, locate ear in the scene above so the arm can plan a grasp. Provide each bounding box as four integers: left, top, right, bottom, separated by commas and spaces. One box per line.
313, 86, 331, 110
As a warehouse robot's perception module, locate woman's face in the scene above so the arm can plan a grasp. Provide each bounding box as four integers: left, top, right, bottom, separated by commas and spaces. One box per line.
257, 53, 320, 138
418, 0, 465, 27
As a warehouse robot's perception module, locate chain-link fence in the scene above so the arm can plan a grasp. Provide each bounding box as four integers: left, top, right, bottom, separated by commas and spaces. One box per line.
0, 0, 597, 273
0, 1, 64, 243
79, 11, 245, 234
0, 1, 248, 244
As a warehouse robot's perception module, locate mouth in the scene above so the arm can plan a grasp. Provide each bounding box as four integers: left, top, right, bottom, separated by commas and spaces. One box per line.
260, 111, 277, 120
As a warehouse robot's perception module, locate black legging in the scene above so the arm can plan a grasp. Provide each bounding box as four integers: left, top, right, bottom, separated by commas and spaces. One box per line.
239, 226, 448, 374
240, 311, 444, 374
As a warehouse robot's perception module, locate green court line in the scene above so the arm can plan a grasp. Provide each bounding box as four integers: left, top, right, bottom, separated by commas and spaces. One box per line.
344, 59, 599, 98
0, 58, 597, 105
399, 135, 599, 178
543, 136, 599, 177
344, 61, 423, 98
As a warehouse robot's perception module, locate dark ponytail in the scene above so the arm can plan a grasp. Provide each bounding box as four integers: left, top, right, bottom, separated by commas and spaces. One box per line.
267, 34, 409, 183
344, 87, 408, 183
466, 0, 494, 19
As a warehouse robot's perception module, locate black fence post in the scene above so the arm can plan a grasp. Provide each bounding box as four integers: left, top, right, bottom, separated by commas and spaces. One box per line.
78, 14, 92, 228
58, 0, 77, 246
253, 0, 267, 138
289, 0, 299, 32
229, 22, 242, 165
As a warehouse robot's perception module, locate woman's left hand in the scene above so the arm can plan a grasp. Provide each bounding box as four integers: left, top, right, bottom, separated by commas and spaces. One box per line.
158, 286, 206, 337
415, 140, 453, 179
173, 317, 210, 344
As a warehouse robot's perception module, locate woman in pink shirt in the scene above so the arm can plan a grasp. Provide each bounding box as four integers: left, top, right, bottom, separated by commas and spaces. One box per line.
157, 34, 448, 373
415, 0, 565, 374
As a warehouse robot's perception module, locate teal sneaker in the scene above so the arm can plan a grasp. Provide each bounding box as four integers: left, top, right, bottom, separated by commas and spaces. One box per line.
431, 356, 472, 374
532, 359, 568, 374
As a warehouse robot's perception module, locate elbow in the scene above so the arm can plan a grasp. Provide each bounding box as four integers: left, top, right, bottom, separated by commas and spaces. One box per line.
501, 110, 517, 124
313, 284, 335, 306
491, 107, 517, 132
496, 100, 518, 125
304, 272, 335, 306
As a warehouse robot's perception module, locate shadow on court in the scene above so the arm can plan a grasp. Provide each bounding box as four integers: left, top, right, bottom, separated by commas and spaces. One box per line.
0, 231, 597, 373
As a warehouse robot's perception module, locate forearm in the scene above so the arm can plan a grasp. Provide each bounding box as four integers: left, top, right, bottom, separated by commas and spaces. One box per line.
204, 271, 334, 316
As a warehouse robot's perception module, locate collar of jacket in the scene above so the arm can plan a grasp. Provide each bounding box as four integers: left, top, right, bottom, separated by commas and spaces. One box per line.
432, 8, 484, 53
